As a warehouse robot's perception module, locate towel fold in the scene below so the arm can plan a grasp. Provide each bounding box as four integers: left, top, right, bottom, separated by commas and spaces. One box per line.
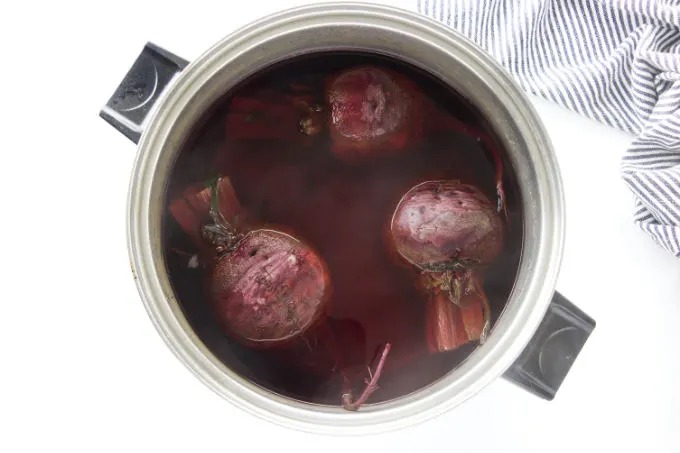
416, 0, 680, 257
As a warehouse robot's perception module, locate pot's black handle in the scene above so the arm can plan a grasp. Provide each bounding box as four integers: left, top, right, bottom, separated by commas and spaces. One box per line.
100, 43, 188, 143
503, 291, 595, 400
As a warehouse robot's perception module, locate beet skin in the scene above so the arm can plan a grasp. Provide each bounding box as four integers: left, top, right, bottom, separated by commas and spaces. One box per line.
169, 176, 331, 350
326, 65, 423, 162
390, 180, 504, 353
390, 180, 504, 270
210, 229, 331, 349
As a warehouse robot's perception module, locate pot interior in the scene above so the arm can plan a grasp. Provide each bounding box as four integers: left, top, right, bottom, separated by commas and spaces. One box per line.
160, 51, 524, 406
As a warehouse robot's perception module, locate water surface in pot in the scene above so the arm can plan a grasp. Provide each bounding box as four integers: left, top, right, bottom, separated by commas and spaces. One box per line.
160, 52, 524, 407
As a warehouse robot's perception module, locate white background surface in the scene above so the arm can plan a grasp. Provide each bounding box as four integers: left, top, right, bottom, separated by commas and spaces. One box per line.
2, 1, 680, 451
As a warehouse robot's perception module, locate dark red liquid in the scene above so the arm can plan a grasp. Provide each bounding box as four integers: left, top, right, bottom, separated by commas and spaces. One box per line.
162, 53, 523, 405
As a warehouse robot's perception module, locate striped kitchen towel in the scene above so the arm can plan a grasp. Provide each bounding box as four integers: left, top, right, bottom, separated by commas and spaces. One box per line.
416, 0, 680, 257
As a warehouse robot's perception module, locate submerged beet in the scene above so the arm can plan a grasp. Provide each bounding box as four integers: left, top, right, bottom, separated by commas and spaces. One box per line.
390, 180, 504, 353
391, 180, 504, 270
170, 176, 331, 349
210, 228, 331, 348
169, 176, 390, 410
326, 65, 424, 161
203, 178, 332, 349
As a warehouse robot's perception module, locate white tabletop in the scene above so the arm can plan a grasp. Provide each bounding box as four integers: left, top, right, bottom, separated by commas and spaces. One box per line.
3, 0, 679, 451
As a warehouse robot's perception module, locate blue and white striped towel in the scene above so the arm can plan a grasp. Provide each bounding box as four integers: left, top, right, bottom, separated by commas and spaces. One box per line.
416, 0, 680, 257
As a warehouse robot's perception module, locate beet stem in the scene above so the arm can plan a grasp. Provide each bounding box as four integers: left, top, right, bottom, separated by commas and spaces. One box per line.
471, 273, 491, 344
425, 271, 491, 352
342, 343, 392, 411
202, 176, 243, 251
486, 142, 509, 226
426, 288, 460, 353
209, 177, 238, 235
449, 271, 462, 306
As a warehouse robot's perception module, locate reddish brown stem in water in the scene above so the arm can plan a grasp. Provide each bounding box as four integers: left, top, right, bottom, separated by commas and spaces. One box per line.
168, 178, 243, 247
424, 272, 490, 353
342, 343, 392, 411
426, 288, 467, 353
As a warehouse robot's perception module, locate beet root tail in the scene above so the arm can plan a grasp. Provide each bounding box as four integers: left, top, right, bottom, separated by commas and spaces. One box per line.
342, 342, 391, 411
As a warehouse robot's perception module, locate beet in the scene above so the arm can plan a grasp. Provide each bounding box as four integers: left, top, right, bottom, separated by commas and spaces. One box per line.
168, 176, 331, 349
202, 178, 332, 349
390, 180, 504, 353
325, 65, 424, 162
169, 175, 391, 410
209, 228, 331, 349
390, 180, 504, 270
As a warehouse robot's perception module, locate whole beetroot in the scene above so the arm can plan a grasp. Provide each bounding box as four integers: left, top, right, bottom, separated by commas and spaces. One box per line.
209, 228, 331, 348
199, 177, 331, 349
326, 65, 424, 162
169, 176, 390, 410
390, 180, 504, 271
390, 180, 504, 353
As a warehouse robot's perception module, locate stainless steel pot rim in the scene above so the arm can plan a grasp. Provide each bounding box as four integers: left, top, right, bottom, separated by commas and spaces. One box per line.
126, 2, 565, 435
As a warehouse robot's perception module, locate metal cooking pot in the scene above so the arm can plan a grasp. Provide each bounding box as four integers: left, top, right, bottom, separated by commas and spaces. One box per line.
100, 2, 595, 435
